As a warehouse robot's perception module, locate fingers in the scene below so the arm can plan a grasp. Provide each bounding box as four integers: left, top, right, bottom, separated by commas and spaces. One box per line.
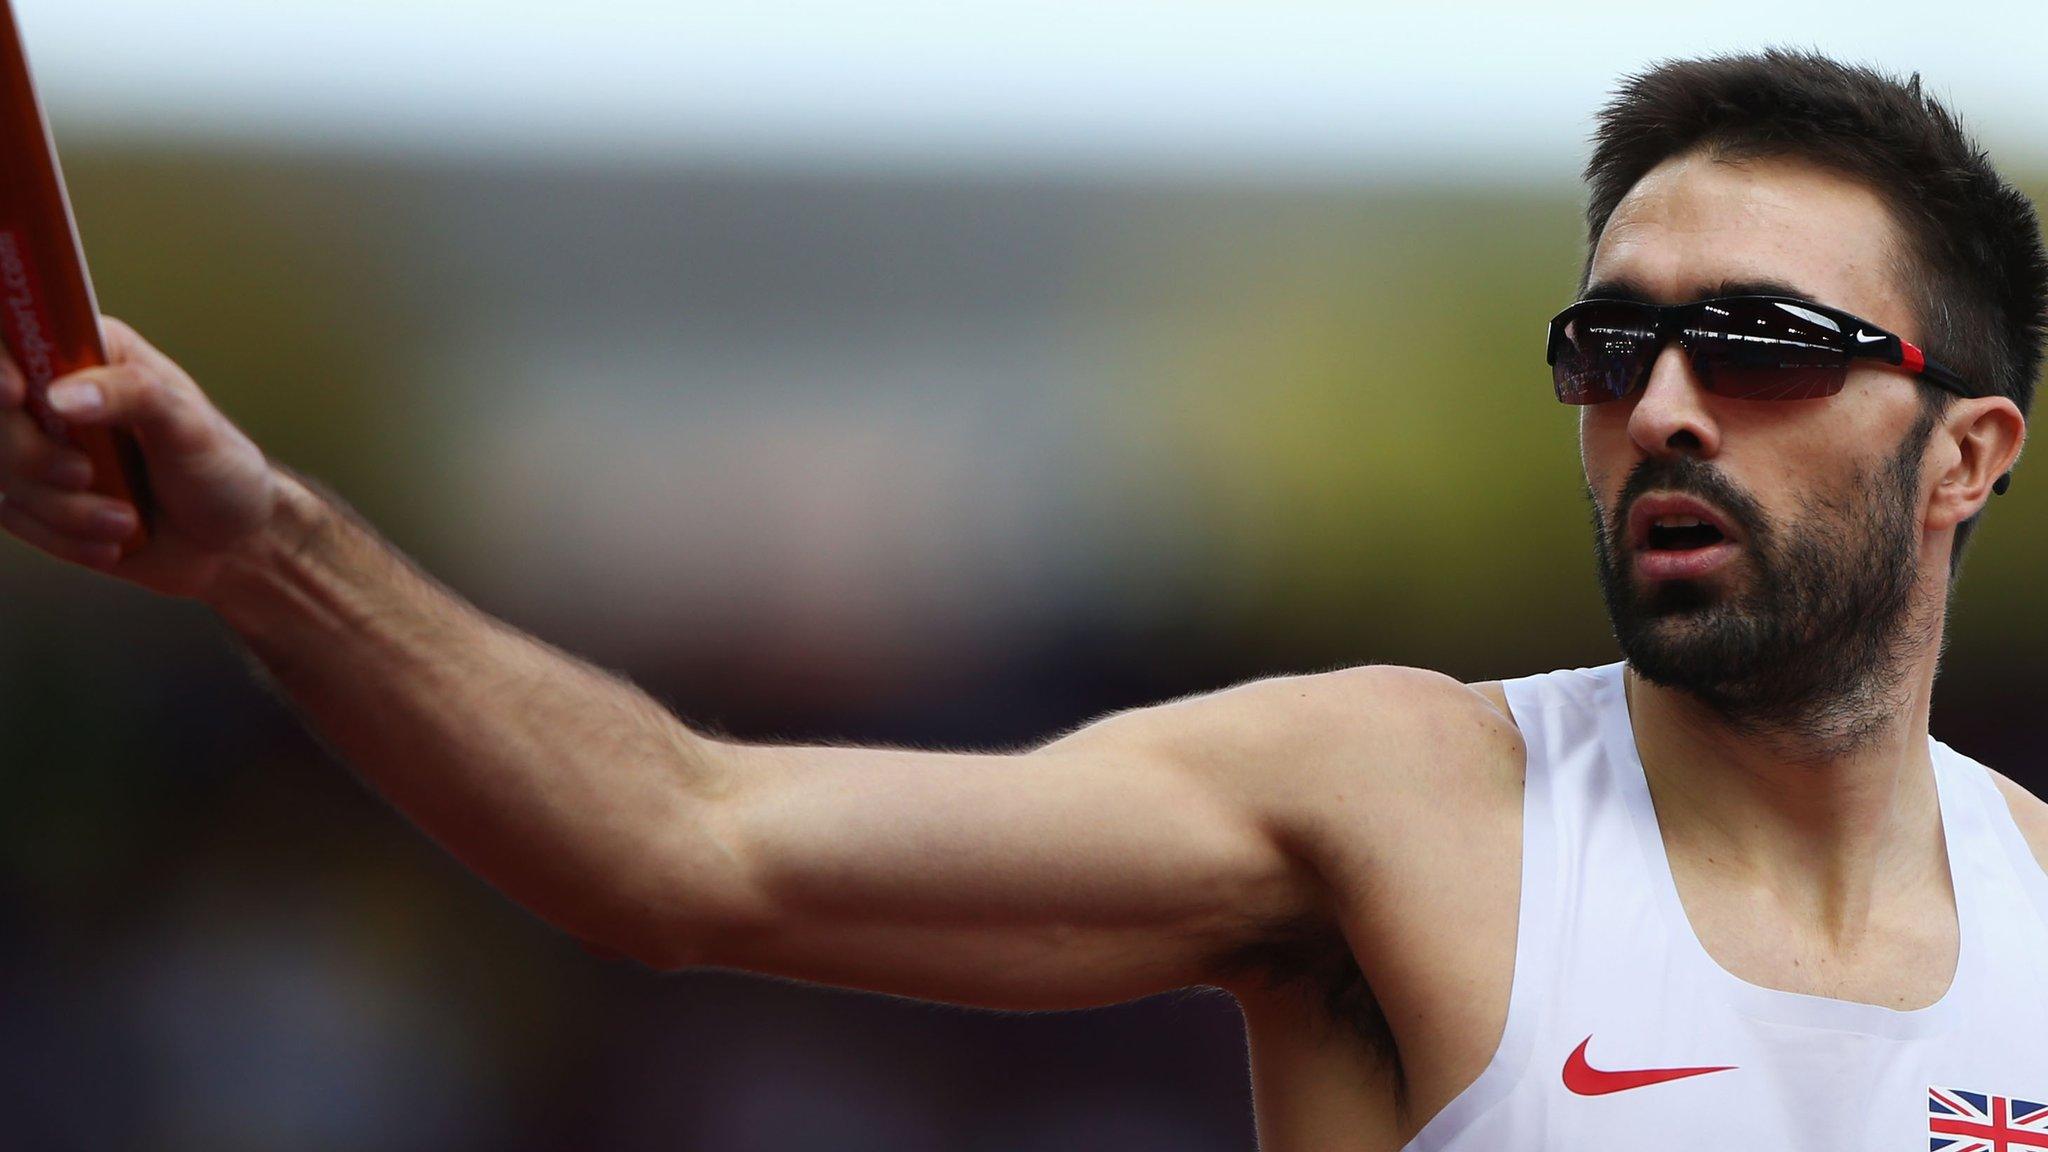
0, 384, 137, 569
0, 405, 135, 556
0, 495, 126, 570
0, 316, 217, 458
0, 316, 187, 573
0, 404, 93, 488
0, 479, 136, 542
0, 349, 21, 409
0, 314, 147, 410
0, 315, 190, 418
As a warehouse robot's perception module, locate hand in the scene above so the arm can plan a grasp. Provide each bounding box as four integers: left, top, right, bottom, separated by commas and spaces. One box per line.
0, 316, 279, 599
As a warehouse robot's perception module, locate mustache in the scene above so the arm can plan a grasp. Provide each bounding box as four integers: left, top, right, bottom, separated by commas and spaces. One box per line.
1610, 455, 1770, 543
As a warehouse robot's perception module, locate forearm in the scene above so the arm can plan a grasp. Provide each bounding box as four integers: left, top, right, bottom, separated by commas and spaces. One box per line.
205, 466, 748, 963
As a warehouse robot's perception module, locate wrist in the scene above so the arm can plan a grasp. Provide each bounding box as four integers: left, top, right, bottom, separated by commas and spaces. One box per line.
201, 466, 338, 625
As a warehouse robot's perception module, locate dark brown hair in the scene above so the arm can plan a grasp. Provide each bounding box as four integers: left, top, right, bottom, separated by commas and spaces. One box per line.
1582, 49, 2048, 571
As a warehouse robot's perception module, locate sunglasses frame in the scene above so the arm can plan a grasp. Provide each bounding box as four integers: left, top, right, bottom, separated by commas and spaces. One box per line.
1545, 293, 1979, 405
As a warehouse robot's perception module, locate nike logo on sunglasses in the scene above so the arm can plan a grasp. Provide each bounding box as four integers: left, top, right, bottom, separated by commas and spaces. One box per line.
1854, 331, 1887, 343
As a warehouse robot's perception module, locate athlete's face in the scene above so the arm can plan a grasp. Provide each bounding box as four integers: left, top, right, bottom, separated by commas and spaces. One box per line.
1578, 150, 1945, 734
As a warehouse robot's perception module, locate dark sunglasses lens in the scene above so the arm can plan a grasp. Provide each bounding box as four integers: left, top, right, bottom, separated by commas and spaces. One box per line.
1686, 298, 1850, 400
1552, 303, 1656, 404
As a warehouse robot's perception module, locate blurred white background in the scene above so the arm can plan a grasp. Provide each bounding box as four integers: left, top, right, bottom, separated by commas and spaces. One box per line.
24, 0, 2048, 178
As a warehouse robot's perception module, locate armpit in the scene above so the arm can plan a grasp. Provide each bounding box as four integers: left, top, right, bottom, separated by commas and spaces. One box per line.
1212, 915, 1404, 1105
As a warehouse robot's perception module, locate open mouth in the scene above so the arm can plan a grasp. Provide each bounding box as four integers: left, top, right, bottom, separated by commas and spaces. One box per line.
1626, 496, 1742, 582
1644, 517, 1727, 552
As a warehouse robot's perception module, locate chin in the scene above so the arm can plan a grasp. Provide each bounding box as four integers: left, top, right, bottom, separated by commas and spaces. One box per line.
1612, 594, 1761, 681
1637, 578, 1724, 616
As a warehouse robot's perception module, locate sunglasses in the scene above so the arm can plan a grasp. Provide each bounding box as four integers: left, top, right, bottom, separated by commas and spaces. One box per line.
1546, 294, 1977, 406
1548, 292, 2009, 494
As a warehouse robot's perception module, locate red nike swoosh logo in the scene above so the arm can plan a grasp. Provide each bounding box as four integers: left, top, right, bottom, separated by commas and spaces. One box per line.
1561, 1035, 1735, 1096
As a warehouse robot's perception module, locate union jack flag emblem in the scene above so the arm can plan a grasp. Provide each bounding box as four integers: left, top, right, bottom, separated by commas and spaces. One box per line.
1929, 1085, 2048, 1151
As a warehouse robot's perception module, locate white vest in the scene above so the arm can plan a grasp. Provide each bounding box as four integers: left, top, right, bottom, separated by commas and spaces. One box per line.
1405, 661, 2048, 1151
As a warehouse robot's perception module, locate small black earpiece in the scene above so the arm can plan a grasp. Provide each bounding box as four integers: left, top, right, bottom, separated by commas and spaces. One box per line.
1993, 472, 2012, 496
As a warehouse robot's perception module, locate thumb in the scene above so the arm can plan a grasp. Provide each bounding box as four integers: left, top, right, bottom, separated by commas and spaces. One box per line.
44, 361, 219, 458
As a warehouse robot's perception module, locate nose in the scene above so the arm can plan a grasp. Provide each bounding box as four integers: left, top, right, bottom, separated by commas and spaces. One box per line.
1625, 343, 1722, 459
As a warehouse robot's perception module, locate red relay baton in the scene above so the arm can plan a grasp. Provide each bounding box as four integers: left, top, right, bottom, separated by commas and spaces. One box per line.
0, 0, 152, 552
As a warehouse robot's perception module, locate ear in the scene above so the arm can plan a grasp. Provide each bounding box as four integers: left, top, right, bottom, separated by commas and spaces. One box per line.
1926, 396, 2025, 532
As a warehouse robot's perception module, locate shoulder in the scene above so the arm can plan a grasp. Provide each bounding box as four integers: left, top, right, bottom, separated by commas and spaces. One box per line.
1084, 662, 1522, 767
1217, 664, 1528, 854
1269, 662, 1521, 749
1175, 663, 1525, 788
1064, 662, 1524, 834
1042, 662, 1529, 867
1197, 667, 1529, 1023
1986, 766, 2048, 877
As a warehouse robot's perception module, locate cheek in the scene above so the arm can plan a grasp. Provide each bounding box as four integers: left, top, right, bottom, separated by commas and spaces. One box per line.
1728, 420, 1859, 510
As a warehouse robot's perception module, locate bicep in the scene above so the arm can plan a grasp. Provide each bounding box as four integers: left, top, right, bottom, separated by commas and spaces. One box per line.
691, 683, 1334, 1009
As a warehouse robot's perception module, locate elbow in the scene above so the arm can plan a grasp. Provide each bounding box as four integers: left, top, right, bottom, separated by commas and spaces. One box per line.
603, 760, 778, 972
595, 902, 764, 973
600, 862, 779, 972
615, 934, 718, 975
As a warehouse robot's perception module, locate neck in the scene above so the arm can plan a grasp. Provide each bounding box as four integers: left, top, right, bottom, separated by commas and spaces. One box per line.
1622, 584, 1952, 940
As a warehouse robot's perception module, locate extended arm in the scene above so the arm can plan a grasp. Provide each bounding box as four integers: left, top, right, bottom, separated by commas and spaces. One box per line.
204, 471, 1392, 1004
0, 321, 1452, 1010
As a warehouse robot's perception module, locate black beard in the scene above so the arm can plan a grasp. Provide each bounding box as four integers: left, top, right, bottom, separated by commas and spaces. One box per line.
1588, 410, 1937, 750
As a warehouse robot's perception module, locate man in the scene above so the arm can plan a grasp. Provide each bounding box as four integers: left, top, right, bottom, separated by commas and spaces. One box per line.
2, 48, 2044, 1148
